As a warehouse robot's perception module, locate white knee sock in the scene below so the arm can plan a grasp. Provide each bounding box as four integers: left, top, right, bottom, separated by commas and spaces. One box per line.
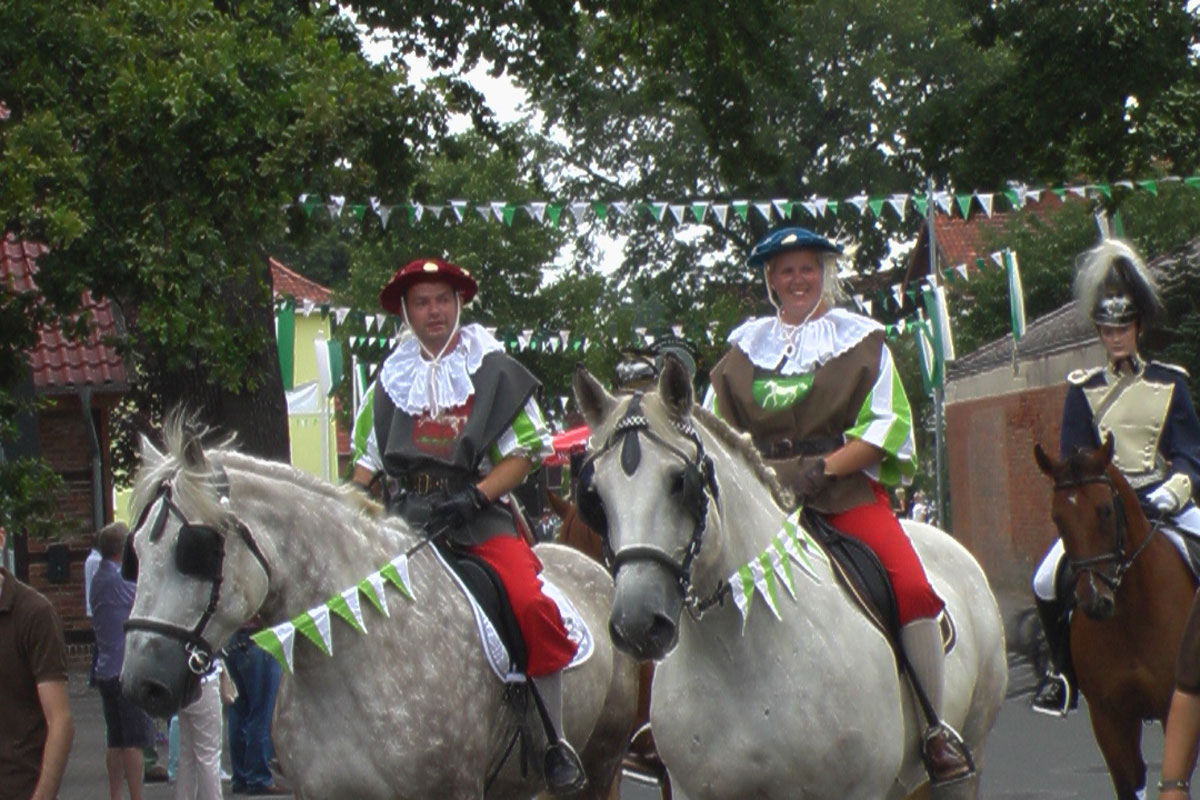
532, 672, 565, 741
901, 617, 945, 721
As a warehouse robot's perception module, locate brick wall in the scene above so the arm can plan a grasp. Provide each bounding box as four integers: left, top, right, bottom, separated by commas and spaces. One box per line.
16, 396, 117, 642
946, 383, 1067, 593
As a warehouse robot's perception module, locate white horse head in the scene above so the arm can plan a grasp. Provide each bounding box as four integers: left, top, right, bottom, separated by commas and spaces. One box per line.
120, 415, 640, 799
573, 361, 1007, 799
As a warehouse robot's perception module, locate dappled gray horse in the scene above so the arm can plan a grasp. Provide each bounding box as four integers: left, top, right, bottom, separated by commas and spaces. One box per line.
573, 360, 1007, 800
119, 419, 638, 799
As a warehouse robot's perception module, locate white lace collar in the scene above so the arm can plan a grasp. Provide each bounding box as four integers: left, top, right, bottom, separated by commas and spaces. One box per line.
378, 323, 505, 415
727, 308, 882, 375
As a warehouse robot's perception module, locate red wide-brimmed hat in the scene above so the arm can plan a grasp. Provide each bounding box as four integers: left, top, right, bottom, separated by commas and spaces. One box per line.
379, 258, 478, 314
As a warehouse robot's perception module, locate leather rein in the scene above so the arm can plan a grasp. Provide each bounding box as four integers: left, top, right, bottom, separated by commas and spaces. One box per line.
1055, 472, 1161, 592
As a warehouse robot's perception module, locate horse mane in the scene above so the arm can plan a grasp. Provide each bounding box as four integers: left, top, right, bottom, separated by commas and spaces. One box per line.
132, 413, 383, 527
690, 404, 794, 509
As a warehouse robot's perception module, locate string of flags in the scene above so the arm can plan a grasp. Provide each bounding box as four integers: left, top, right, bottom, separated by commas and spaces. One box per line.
250, 554, 414, 672
728, 508, 830, 625
288, 175, 1200, 229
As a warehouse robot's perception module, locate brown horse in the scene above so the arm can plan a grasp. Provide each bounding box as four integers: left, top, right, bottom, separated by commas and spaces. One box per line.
1035, 435, 1198, 799
547, 489, 671, 800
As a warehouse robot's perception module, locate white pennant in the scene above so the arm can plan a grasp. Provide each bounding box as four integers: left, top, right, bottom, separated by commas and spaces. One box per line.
340, 587, 366, 632
307, 604, 333, 655
990, 251, 1005, 268
271, 621, 296, 672
768, 543, 797, 600
389, 554, 413, 599
297, 192, 310, 205
846, 194, 868, 214
812, 198, 828, 217
377, 206, 392, 229
559, 329, 570, 349
1023, 188, 1042, 204
667, 204, 687, 225
863, 298, 873, 316
413, 204, 426, 222
771, 198, 790, 219
328, 195, 346, 218
610, 202, 628, 217
671, 324, 684, 338
976, 193, 995, 217
800, 200, 818, 218
752, 202, 773, 221
334, 308, 349, 326
853, 293, 865, 312
956, 264, 969, 281
569, 202, 590, 222
887, 194, 909, 220
730, 573, 750, 626
519, 329, 534, 350
490, 201, 506, 221
934, 192, 954, 215
366, 571, 390, 617
527, 202, 547, 223
749, 558, 782, 620
711, 204, 730, 226
1067, 185, 1088, 198
891, 284, 904, 305
475, 205, 491, 221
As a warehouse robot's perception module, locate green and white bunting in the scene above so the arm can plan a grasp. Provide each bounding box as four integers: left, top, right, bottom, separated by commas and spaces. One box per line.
250, 554, 415, 672
727, 509, 830, 628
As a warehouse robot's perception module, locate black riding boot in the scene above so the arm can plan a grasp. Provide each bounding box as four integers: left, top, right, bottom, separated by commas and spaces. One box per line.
1032, 596, 1078, 716
531, 672, 587, 795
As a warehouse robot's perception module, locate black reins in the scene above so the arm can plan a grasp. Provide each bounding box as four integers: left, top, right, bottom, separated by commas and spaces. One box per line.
124, 472, 272, 676
1055, 473, 1162, 592
582, 392, 725, 616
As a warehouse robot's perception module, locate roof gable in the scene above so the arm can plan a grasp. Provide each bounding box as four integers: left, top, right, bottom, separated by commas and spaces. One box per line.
270, 257, 332, 304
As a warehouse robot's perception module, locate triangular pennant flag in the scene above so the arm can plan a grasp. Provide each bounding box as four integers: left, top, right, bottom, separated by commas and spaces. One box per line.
645, 202, 667, 222
329, 195, 346, 218
328, 587, 366, 633
853, 293, 865, 313
502, 205, 517, 226
976, 193, 995, 217
752, 202, 773, 221
862, 298, 873, 316
812, 198, 828, 217
780, 517, 819, 581
671, 324, 684, 338
251, 622, 296, 672
382, 554, 413, 599
1137, 180, 1158, 197
892, 284, 904, 306
490, 201, 506, 221
956, 264, 969, 281
295, 608, 332, 655
826, 200, 839, 216
1066, 185, 1087, 198
1002, 188, 1023, 209
1114, 180, 1133, 190
1093, 183, 1112, 199
732, 200, 749, 220
867, 197, 886, 218
711, 204, 730, 226
448, 200, 466, 222
846, 194, 868, 215
769, 537, 798, 599
359, 572, 390, 617
771, 198, 793, 219
412, 204, 426, 222
591, 202, 609, 221
990, 251, 1004, 268
527, 202, 547, 223
476, 205, 492, 221
886, 194, 909, 220
1184, 176, 1200, 191
752, 554, 782, 620
954, 193, 973, 218
667, 204, 687, 225
1023, 188, 1042, 204
609, 202, 627, 218
800, 200, 818, 217
377, 205, 392, 229
547, 204, 563, 226
569, 202, 590, 222
730, 565, 752, 625
934, 192, 953, 215
690, 202, 709, 223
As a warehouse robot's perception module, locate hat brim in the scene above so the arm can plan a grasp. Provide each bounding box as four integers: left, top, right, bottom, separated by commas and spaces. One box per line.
380, 272, 478, 314
748, 239, 841, 268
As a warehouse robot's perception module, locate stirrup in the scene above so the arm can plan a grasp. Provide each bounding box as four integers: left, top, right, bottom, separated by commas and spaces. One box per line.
1031, 672, 1074, 718
544, 740, 587, 795
921, 722, 976, 787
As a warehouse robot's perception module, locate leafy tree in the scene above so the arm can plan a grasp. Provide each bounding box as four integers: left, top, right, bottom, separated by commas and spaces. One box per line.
0, 0, 446, 530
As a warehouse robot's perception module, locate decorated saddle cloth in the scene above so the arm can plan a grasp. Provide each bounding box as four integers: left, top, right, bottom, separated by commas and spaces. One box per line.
431, 546, 593, 682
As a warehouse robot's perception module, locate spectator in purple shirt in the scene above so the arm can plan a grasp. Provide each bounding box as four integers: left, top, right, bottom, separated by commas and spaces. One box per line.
91, 521, 155, 800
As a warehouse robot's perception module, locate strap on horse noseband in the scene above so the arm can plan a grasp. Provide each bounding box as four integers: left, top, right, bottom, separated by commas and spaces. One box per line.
581, 392, 722, 612
124, 467, 272, 676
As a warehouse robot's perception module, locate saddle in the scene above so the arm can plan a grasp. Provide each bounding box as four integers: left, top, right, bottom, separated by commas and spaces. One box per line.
801, 509, 955, 656
434, 540, 529, 674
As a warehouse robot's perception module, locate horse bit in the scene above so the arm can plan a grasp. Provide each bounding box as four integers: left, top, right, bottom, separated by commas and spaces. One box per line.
1056, 473, 1161, 592
123, 467, 272, 676
579, 392, 726, 617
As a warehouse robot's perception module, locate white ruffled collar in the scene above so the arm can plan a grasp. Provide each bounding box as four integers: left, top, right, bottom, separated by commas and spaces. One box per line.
378, 323, 505, 415
727, 308, 882, 375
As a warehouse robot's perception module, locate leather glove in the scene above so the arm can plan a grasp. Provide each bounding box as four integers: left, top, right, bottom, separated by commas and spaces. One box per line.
793, 457, 834, 502
1147, 484, 1181, 515
429, 486, 491, 531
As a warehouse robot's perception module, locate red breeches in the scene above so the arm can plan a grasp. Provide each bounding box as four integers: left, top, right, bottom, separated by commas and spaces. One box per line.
468, 535, 578, 676
826, 482, 944, 625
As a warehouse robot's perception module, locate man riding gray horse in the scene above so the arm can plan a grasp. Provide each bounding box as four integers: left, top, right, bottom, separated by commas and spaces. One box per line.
351, 257, 585, 793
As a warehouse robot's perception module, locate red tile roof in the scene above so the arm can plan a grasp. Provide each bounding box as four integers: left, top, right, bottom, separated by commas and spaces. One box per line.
270, 257, 332, 304
3, 235, 128, 395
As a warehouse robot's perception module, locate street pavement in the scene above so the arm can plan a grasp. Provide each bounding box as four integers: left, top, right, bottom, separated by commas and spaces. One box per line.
55, 589, 1170, 798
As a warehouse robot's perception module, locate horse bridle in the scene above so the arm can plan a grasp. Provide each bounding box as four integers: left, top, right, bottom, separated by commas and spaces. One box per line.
1055, 473, 1160, 592
578, 392, 722, 613
123, 469, 272, 676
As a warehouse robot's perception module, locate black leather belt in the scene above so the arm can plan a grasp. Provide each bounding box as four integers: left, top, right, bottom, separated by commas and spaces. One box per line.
754, 435, 843, 460
394, 472, 472, 495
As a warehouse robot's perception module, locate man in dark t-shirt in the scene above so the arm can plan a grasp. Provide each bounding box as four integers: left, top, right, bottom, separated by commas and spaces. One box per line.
0, 527, 73, 800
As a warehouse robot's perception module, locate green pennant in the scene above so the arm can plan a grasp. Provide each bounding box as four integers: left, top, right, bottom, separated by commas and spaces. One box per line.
886, 324, 896, 339
350, 205, 366, 220
647, 202, 667, 222
592, 202, 609, 222
826, 200, 839, 216
738, 564, 755, 612
405, 205, 416, 223
1093, 183, 1112, 199
732, 202, 749, 220
913, 196, 929, 217
547, 204, 564, 226
502, 205, 517, 226
1137, 180, 1159, 196
976, 257, 988, 271
1185, 177, 1200, 191
770, 537, 798, 597
357, 577, 386, 615
250, 629, 289, 671
1002, 189, 1021, 208
381, 561, 413, 600
294, 612, 330, 655
955, 194, 973, 218
867, 198, 885, 217
690, 203, 708, 222
777, 201, 794, 217
906, 288, 919, 302
327, 593, 365, 633
1051, 186, 1067, 198
757, 552, 782, 616
303, 200, 321, 218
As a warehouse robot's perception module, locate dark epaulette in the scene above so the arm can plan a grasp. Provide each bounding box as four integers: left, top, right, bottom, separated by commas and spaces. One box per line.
1067, 366, 1104, 386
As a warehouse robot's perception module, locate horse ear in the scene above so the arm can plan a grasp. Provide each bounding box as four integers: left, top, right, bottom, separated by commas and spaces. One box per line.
1100, 432, 1115, 465
139, 433, 165, 467
573, 364, 616, 428
657, 353, 694, 417
1033, 443, 1056, 477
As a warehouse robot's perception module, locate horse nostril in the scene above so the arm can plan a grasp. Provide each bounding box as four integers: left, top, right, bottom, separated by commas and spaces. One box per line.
132, 679, 174, 718
646, 613, 678, 655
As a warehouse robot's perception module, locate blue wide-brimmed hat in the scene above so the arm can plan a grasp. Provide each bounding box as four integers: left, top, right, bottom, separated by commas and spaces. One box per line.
747, 226, 842, 267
